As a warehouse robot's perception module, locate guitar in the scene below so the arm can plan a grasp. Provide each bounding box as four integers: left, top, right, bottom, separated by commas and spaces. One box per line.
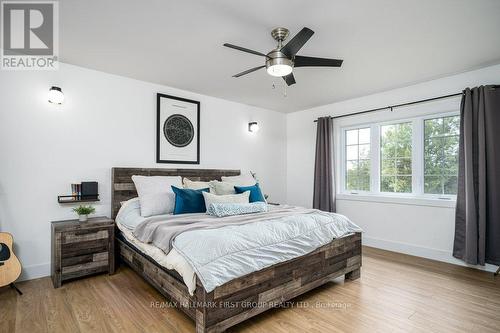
0, 232, 22, 288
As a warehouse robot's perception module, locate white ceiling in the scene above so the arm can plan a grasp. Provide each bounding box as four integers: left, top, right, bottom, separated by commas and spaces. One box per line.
60, 0, 500, 113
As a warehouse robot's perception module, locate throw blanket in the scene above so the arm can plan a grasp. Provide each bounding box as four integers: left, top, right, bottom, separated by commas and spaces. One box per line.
135, 205, 315, 253
207, 202, 268, 217
134, 205, 362, 292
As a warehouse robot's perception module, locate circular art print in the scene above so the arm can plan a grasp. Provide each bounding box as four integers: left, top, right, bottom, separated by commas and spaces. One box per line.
163, 114, 195, 147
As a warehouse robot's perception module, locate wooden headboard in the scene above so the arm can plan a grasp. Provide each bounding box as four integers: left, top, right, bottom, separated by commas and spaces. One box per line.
111, 167, 240, 219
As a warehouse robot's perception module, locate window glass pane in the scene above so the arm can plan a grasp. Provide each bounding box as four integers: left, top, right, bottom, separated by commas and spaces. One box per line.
346, 160, 359, 190
345, 128, 371, 191
346, 129, 358, 145
346, 160, 357, 169
396, 140, 411, 158
358, 159, 371, 191
444, 154, 458, 175
380, 124, 395, 141
359, 175, 370, 191
380, 122, 412, 193
444, 176, 458, 194
346, 145, 358, 160
395, 176, 412, 193
359, 144, 370, 159
359, 159, 370, 176
444, 136, 459, 156
443, 116, 459, 135
381, 145, 395, 159
381, 159, 396, 175
424, 175, 441, 194
381, 176, 395, 192
424, 115, 459, 195
425, 118, 443, 137
359, 128, 370, 144
395, 158, 411, 175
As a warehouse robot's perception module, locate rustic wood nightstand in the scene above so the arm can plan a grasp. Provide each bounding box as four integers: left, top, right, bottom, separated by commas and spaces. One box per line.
51, 216, 115, 288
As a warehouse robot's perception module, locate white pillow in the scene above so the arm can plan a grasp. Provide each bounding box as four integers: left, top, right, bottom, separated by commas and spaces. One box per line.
115, 198, 143, 230
202, 191, 250, 208
221, 172, 256, 186
183, 178, 213, 191
132, 175, 182, 217
210, 181, 237, 195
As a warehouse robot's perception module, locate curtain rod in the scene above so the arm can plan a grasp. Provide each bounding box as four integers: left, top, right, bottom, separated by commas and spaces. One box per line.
313, 92, 463, 122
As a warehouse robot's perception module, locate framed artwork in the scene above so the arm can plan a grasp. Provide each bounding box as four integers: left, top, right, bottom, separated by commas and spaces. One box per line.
156, 93, 200, 164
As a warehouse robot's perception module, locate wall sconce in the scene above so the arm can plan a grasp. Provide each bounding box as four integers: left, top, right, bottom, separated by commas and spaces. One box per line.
248, 122, 260, 133
48, 86, 64, 104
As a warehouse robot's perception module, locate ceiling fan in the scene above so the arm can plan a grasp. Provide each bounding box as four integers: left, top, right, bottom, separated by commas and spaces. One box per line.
223, 27, 343, 86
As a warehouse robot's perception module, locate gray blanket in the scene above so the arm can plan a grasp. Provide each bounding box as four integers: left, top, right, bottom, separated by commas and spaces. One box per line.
133, 205, 321, 253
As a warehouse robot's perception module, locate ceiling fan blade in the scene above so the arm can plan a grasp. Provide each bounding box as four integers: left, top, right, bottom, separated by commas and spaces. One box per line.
280, 27, 315, 58
232, 65, 266, 78
223, 43, 267, 57
282, 73, 296, 86
294, 55, 343, 67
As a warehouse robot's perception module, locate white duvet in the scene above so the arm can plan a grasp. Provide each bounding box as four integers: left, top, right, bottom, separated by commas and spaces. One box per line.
117, 205, 362, 295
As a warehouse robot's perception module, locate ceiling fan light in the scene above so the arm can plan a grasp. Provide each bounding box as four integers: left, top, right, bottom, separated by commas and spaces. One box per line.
266, 64, 293, 77
266, 51, 293, 77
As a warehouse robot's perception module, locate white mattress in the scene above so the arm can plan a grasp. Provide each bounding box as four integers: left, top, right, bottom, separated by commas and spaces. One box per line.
115, 221, 197, 295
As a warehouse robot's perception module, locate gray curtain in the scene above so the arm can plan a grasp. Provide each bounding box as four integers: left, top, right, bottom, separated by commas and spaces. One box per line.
453, 85, 500, 266
313, 117, 336, 212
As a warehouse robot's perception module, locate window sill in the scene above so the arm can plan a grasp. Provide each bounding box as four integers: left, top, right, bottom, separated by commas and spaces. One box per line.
336, 193, 456, 208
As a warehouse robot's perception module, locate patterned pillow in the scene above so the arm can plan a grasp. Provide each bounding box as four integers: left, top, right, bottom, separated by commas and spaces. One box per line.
207, 202, 268, 217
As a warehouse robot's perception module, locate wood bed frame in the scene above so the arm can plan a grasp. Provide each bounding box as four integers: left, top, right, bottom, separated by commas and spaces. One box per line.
112, 167, 362, 333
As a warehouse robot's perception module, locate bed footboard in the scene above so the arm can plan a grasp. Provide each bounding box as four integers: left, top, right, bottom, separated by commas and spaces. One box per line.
117, 232, 361, 333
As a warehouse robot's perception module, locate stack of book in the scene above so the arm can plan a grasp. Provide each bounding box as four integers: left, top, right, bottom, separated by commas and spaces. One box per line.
71, 183, 82, 200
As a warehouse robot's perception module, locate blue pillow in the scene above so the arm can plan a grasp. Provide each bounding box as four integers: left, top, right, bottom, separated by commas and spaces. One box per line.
171, 186, 210, 214
234, 183, 266, 203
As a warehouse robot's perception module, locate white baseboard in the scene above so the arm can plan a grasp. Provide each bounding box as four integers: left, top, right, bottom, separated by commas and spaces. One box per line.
19, 262, 50, 281
363, 236, 498, 273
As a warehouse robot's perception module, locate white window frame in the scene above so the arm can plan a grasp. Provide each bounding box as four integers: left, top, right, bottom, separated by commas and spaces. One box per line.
337, 109, 459, 206
420, 111, 461, 199
341, 125, 372, 195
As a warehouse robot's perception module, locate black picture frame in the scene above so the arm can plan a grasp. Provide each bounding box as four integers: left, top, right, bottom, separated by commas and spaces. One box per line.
156, 93, 200, 164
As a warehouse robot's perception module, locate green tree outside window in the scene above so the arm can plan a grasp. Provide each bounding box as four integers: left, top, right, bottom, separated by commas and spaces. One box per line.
380, 122, 412, 193
424, 116, 459, 195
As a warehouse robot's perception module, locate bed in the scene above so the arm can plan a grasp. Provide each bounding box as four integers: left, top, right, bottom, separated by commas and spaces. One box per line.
111, 167, 362, 333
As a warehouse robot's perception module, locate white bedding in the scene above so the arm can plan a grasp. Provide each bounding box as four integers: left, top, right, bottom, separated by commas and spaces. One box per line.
171, 206, 361, 292
115, 220, 198, 295
116, 202, 362, 296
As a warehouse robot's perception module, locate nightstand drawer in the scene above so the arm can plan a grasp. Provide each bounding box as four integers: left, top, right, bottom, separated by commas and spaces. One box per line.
61, 238, 108, 258
62, 253, 109, 277
62, 228, 109, 244
61, 251, 109, 267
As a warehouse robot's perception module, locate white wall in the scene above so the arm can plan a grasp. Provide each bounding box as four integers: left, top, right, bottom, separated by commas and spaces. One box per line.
287, 64, 500, 272
0, 63, 287, 280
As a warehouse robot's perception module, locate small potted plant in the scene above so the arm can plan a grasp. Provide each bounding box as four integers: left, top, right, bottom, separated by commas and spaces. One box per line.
73, 205, 96, 222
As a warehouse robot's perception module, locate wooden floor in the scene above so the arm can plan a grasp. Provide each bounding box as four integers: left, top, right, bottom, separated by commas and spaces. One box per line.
1, 246, 499, 333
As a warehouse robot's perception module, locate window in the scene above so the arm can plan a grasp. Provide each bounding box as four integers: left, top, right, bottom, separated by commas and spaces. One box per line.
380, 122, 412, 193
345, 128, 370, 191
340, 112, 459, 199
424, 115, 460, 195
